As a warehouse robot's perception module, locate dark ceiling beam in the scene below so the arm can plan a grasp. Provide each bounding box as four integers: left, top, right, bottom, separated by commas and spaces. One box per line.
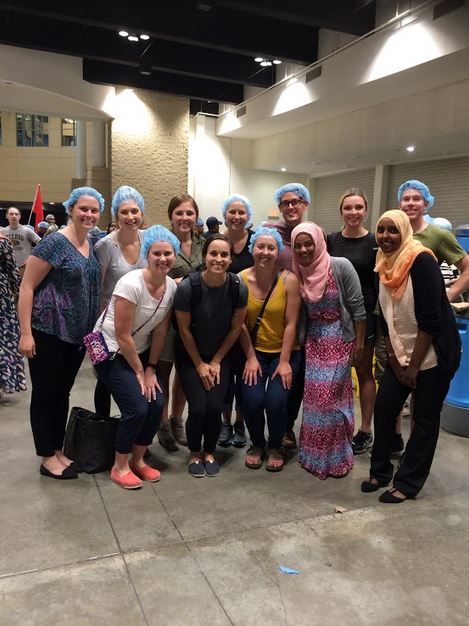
83, 59, 245, 104
208, 0, 376, 34
0, 1, 318, 63
0, 13, 274, 88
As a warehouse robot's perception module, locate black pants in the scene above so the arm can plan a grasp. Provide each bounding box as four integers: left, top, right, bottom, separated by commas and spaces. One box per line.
95, 353, 163, 454
176, 349, 231, 453
94, 378, 111, 417
371, 365, 452, 497
28, 329, 86, 457
286, 347, 306, 432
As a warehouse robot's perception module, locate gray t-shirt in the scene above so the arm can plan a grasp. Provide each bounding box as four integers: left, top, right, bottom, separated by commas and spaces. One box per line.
174, 272, 248, 358
94, 230, 147, 307
1, 225, 41, 267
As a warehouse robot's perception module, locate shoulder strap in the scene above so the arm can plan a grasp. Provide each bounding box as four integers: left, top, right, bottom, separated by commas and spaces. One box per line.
227, 272, 241, 310
250, 272, 280, 346
189, 271, 203, 311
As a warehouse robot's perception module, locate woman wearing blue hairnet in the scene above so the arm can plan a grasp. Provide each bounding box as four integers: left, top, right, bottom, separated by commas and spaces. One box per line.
93, 226, 178, 489
218, 194, 254, 448
239, 227, 301, 471
93, 186, 148, 417
18, 187, 104, 480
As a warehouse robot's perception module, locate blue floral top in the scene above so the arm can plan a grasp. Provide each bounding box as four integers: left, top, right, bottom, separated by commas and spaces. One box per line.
31, 233, 101, 344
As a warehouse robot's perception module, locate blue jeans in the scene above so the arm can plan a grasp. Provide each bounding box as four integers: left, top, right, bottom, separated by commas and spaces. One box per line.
242, 350, 301, 449
95, 352, 164, 454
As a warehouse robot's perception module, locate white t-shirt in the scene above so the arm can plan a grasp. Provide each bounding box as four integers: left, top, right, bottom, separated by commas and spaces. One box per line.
1, 225, 41, 267
95, 270, 176, 354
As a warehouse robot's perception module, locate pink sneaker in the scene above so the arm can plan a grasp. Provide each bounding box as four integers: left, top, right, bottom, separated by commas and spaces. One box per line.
129, 462, 161, 482
110, 467, 143, 489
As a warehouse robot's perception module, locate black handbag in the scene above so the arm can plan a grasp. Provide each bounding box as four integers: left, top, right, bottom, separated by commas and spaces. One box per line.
63, 407, 119, 473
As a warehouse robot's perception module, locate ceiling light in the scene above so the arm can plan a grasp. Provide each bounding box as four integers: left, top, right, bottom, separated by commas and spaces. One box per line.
281, 167, 286, 172
260, 60, 272, 67
406, 145, 415, 152
139, 63, 152, 76
128, 35, 139, 42
140, 34, 150, 40
118, 30, 129, 37
254, 57, 264, 62
273, 59, 282, 65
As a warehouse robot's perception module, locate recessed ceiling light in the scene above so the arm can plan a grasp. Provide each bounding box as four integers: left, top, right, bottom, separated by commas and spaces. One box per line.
254, 57, 264, 63
260, 60, 272, 67
128, 35, 139, 42
406, 145, 415, 152
140, 34, 150, 40
273, 59, 282, 65
281, 167, 286, 172
118, 30, 129, 37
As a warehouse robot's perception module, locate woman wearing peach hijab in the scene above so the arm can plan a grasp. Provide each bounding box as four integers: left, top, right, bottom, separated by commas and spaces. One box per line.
361, 210, 461, 503
291, 222, 365, 479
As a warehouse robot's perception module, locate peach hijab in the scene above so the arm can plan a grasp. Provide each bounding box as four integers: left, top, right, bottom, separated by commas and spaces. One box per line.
291, 222, 331, 303
374, 209, 436, 301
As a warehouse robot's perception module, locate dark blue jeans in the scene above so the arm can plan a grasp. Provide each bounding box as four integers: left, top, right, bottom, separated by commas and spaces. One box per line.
95, 352, 164, 454
242, 350, 301, 450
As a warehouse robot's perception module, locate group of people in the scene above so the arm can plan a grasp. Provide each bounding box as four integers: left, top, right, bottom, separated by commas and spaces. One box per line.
2, 177, 464, 502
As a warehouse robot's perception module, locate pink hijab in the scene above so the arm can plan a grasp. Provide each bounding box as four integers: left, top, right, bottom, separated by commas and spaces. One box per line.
291, 222, 331, 303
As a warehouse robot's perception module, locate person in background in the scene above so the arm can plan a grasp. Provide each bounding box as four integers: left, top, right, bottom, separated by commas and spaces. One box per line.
0, 232, 26, 397
240, 227, 301, 471
268, 183, 310, 451
194, 218, 205, 241
18, 187, 104, 480
327, 189, 378, 455
37, 221, 49, 238
158, 194, 205, 451
45, 214, 58, 235
292, 222, 365, 480
94, 226, 178, 489
94, 185, 148, 418
107, 222, 117, 234
1, 206, 41, 277
204, 216, 222, 238
174, 234, 248, 477
361, 210, 461, 503
219, 193, 254, 448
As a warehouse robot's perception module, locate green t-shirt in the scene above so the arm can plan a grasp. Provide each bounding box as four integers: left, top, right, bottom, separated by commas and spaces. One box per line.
413, 224, 466, 266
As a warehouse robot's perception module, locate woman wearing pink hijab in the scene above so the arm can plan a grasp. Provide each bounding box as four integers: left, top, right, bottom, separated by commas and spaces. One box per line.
291, 222, 366, 479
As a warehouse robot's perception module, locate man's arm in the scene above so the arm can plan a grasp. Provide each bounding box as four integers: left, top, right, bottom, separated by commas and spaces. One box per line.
447, 254, 469, 302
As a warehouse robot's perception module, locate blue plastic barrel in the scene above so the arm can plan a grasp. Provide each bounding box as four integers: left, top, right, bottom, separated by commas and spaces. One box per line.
442, 314, 469, 437
455, 224, 469, 253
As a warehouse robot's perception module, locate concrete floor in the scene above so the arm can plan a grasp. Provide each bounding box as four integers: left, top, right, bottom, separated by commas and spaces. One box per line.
1, 361, 469, 625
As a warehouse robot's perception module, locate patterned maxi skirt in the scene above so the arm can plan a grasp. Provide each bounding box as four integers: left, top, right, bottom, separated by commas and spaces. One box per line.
298, 269, 354, 479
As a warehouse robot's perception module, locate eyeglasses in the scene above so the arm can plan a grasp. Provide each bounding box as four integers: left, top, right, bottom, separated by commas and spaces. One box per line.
278, 198, 305, 210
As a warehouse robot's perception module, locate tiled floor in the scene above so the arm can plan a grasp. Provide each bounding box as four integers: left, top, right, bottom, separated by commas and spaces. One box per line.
1, 361, 469, 625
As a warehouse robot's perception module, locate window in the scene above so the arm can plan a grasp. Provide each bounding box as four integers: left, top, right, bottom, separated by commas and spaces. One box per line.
16, 114, 49, 146
62, 118, 77, 146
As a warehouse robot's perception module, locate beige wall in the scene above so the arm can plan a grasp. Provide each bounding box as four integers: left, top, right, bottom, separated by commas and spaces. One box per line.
0, 112, 76, 203
110, 89, 189, 227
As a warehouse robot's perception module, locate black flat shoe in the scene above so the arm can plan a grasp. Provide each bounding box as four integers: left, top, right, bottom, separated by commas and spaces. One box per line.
40, 464, 78, 480
379, 488, 408, 503
361, 478, 389, 493
68, 461, 83, 474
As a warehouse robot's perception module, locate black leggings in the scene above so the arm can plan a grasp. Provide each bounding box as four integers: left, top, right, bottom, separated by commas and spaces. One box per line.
28, 329, 85, 457
176, 349, 231, 453
371, 365, 452, 497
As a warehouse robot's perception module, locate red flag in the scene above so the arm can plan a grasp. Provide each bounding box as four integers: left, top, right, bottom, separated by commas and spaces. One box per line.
31, 184, 44, 231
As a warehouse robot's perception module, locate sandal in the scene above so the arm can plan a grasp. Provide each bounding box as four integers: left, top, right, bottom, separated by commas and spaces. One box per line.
265, 448, 284, 472
245, 446, 264, 470
379, 487, 410, 504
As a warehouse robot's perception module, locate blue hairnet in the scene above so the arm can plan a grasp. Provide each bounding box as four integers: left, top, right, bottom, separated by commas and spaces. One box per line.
248, 226, 284, 254
397, 180, 435, 213
195, 217, 204, 227
141, 225, 181, 258
111, 185, 144, 217
221, 194, 253, 221
38, 221, 48, 228
63, 187, 105, 215
274, 183, 311, 205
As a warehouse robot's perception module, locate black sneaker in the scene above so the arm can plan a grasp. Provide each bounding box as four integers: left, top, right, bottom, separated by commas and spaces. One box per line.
390, 434, 405, 459
232, 422, 247, 448
218, 422, 233, 447
352, 430, 373, 455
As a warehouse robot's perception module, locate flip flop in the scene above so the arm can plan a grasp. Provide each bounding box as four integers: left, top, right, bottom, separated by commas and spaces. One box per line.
245, 446, 264, 469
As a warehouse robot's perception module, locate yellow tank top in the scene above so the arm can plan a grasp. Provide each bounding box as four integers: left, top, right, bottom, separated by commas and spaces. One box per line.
240, 269, 297, 353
